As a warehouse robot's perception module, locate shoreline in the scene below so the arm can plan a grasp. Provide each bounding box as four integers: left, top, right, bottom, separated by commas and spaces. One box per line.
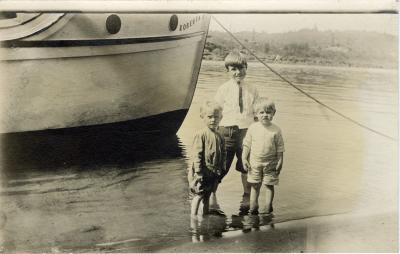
158, 210, 397, 253
202, 58, 397, 71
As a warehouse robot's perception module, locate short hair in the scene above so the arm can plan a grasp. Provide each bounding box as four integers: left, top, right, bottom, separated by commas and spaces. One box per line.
254, 97, 276, 114
200, 100, 223, 118
224, 50, 248, 70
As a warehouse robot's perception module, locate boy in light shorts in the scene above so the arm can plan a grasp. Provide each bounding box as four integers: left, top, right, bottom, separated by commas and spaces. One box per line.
241, 97, 285, 215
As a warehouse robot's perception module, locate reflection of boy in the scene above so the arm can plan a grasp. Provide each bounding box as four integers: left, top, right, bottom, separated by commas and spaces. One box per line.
215, 51, 259, 214
190, 213, 227, 243
242, 97, 284, 215
188, 101, 226, 216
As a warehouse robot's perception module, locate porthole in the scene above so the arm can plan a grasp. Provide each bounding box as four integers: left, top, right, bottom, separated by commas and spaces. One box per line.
169, 14, 178, 31
106, 14, 121, 34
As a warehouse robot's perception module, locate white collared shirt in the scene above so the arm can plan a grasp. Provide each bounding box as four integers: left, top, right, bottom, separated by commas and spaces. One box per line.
215, 79, 259, 129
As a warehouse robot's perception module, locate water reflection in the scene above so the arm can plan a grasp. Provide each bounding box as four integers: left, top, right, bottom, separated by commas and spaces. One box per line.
0, 130, 183, 176
0, 128, 189, 252
230, 214, 274, 232
190, 214, 227, 242
190, 213, 276, 242
0, 129, 185, 200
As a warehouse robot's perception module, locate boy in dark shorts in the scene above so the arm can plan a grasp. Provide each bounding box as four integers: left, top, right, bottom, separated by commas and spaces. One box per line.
215, 50, 259, 214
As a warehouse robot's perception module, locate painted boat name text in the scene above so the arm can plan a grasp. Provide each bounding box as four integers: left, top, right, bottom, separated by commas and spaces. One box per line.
179, 16, 202, 31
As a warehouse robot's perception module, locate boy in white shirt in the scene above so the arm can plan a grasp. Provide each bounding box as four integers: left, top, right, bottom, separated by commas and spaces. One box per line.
215, 50, 259, 214
242, 97, 285, 215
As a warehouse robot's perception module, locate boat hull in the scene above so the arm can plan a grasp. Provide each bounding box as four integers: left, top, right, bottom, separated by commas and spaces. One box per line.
0, 13, 210, 134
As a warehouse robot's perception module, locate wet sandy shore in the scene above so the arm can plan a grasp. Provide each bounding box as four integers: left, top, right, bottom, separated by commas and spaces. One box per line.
159, 211, 397, 253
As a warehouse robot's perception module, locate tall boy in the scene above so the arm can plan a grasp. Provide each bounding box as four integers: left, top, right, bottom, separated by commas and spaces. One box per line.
215, 50, 259, 214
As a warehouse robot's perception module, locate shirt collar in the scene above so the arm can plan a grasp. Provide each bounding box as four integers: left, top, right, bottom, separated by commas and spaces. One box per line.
230, 79, 244, 87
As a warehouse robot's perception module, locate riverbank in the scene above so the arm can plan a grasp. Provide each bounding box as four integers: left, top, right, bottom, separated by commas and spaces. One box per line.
204, 28, 397, 70
203, 55, 397, 70
159, 211, 397, 253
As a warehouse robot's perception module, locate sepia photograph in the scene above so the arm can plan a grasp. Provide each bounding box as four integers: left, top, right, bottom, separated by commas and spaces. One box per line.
0, 1, 398, 252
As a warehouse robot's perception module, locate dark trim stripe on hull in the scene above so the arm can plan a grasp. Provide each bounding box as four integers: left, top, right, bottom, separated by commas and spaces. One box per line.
1, 109, 189, 136
1, 31, 204, 48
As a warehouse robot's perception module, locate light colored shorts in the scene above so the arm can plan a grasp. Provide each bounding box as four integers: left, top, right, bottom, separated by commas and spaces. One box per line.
247, 160, 279, 185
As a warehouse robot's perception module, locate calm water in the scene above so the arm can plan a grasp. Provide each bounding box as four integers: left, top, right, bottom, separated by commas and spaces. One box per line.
0, 61, 397, 252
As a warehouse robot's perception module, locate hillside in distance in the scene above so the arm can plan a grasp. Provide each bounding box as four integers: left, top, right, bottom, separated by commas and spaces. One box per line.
204, 29, 397, 69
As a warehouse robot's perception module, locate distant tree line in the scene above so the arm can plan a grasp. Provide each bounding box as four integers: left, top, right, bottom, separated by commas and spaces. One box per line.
203, 30, 396, 69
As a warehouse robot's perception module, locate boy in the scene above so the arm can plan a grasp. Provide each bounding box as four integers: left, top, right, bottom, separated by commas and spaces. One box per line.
242, 97, 284, 215
188, 101, 226, 216
214, 50, 259, 214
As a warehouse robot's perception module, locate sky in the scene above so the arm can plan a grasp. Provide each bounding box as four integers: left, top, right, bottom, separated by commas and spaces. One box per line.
210, 14, 398, 35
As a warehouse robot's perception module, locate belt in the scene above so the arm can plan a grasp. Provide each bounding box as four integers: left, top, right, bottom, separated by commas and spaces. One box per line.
222, 125, 239, 130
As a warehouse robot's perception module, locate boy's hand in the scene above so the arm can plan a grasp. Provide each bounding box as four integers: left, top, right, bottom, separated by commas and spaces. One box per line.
243, 160, 251, 172
190, 173, 204, 194
195, 172, 203, 182
275, 163, 282, 175
275, 152, 283, 175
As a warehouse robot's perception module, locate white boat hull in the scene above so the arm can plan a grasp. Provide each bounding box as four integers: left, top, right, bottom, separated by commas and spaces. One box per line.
0, 13, 210, 134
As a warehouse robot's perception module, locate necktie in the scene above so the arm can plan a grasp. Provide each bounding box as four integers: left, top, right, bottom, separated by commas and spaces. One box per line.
239, 85, 243, 113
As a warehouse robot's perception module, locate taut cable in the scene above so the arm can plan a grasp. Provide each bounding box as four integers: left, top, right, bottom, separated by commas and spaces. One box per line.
211, 15, 396, 142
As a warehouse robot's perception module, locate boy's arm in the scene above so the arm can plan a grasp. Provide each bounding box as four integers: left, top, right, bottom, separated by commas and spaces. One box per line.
275, 152, 283, 175
192, 133, 204, 179
222, 137, 227, 174
241, 128, 252, 172
242, 146, 251, 172
275, 128, 284, 175
218, 136, 227, 180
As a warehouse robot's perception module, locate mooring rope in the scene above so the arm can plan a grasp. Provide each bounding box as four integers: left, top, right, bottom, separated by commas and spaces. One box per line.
211, 15, 396, 142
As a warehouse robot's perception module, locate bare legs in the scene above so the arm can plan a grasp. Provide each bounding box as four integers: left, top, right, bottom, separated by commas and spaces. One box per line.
191, 181, 219, 216
191, 195, 202, 216
239, 173, 251, 214
248, 183, 275, 214
249, 182, 261, 214
191, 192, 211, 216
265, 185, 274, 213
209, 185, 220, 211
241, 173, 251, 195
